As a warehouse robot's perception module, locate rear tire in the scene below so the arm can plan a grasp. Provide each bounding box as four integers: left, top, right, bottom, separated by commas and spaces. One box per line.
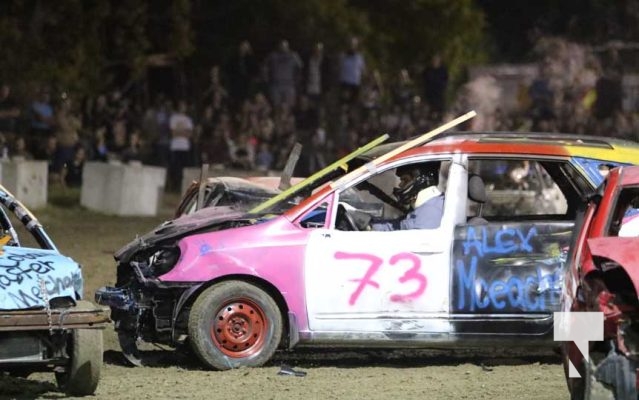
188, 281, 282, 370
56, 328, 103, 396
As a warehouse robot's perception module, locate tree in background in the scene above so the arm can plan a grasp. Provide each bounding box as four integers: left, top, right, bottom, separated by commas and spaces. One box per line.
4, 0, 638, 105
0, 0, 488, 103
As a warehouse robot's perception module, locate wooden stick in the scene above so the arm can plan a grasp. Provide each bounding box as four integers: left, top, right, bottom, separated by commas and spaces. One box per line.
196, 163, 209, 211
331, 110, 476, 189
278, 142, 303, 191
249, 134, 390, 214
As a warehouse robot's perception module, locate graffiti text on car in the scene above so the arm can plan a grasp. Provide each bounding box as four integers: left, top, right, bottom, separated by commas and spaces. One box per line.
7, 270, 82, 308
453, 225, 563, 312
462, 226, 537, 257
456, 256, 561, 311
0, 252, 56, 289
335, 251, 426, 305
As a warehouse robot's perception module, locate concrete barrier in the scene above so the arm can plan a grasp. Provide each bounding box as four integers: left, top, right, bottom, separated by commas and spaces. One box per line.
0, 159, 48, 209
81, 161, 166, 216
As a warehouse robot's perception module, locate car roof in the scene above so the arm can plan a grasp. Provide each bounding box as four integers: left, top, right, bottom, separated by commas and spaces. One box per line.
362, 131, 639, 164
198, 176, 279, 193
618, 165, 639, 186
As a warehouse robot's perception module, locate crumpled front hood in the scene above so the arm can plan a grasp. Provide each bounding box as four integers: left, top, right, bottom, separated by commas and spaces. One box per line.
0, 247, 82, 310
115, 206, 260, 262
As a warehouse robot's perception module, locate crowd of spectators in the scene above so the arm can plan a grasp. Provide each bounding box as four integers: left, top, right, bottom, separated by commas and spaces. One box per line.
0, 37, 637, 191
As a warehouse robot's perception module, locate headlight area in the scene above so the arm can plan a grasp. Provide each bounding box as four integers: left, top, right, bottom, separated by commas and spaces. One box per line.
130, 246, 181, 283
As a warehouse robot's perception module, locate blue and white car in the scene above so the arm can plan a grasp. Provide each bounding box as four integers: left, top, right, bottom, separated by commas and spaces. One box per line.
0, 185, 109, 396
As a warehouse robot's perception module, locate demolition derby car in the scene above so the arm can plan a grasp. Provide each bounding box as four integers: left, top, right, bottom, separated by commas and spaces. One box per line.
0, 186, 109, 395
97, 129, 639, 370
562, 165, 639, 400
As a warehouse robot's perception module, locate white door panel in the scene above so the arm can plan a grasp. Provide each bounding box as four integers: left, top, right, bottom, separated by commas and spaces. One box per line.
305, 229, 451, 332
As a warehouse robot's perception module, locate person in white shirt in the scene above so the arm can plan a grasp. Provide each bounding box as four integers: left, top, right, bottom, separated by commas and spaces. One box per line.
168, 100, 194, 192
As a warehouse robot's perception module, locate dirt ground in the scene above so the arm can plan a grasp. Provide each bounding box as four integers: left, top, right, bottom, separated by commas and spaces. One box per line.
0, 191, 570, 400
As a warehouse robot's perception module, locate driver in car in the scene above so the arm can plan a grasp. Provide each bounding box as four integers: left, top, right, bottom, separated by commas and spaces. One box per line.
369, 162, 445, 231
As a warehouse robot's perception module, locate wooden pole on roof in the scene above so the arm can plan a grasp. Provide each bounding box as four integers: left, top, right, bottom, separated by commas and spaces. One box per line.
248, 134, 390, 214
278, 142, 303, 191
331, 110, 476, 189
196, 163, 209, 211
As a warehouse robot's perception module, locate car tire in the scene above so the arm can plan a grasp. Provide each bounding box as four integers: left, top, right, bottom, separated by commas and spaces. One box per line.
55, 327, 103, 396
188, 281, 282, 370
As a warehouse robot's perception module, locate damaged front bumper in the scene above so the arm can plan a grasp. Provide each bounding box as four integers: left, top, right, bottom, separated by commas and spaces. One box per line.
95, 286, 137, 312
95, 270, 197, 367
96, 285, 145, 366
0, 303, 110, 367
0, 304, 110, 332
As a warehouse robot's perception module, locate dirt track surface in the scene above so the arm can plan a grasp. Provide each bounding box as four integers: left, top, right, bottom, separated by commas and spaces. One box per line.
2, 344, 568, 400
0, 194, 569, 399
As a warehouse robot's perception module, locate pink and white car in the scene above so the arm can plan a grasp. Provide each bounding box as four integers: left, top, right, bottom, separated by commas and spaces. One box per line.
96, 132, 639, 370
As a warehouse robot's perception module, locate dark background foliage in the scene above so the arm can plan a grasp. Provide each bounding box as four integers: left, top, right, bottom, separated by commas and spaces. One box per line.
0, 0, 637, 101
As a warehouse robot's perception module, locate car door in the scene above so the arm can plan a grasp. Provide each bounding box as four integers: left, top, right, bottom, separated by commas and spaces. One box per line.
304, 155, 467, 334
452, 157, 577, 335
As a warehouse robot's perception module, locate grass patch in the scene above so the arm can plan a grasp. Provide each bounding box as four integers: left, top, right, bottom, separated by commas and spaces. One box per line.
47, 184, 81, 208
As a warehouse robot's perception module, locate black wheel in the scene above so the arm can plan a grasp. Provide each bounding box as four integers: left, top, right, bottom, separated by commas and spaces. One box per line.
55, 328, 103, 396
188, 281, 282, 370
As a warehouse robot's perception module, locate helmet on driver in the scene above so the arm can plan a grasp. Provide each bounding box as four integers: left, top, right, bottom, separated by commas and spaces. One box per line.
393, 162, 440, 209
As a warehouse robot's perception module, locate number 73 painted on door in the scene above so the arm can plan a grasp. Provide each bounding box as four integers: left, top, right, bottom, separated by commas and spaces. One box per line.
334, 251, 427, 306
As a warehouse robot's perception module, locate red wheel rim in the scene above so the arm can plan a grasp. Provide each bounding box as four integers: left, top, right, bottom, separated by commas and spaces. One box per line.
211, 297, 268, 358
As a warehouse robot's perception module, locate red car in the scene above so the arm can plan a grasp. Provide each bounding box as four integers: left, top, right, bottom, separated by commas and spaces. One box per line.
562, 165, 639, 400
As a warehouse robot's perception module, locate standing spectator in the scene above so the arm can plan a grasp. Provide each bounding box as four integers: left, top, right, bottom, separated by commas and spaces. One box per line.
0, 84, 21, 139
229, 133, 254, 170
264, 39, 303, 108
54, 95, 81, 174
29, 86, 56, 155
152, 97, 172, 167
35, 134, 59, 184
392, 68, 416, 109
122, 129, 145, 163
528, 61, 555, 126
254, 142, 274, 172
361, 69, 384, 117
294, 95, 320, 176
62, 146, 87, 188
225, 40, 258, 113
168, 100, 194, 192
90, 94, 112, 133
305, 42, 329, 107
92, 127, 109, 162
339, 36, 366, 106
108, 105, 129, 159
422, 54, 449, 117
12, 136, 33, 160
202, 65, 228, 114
